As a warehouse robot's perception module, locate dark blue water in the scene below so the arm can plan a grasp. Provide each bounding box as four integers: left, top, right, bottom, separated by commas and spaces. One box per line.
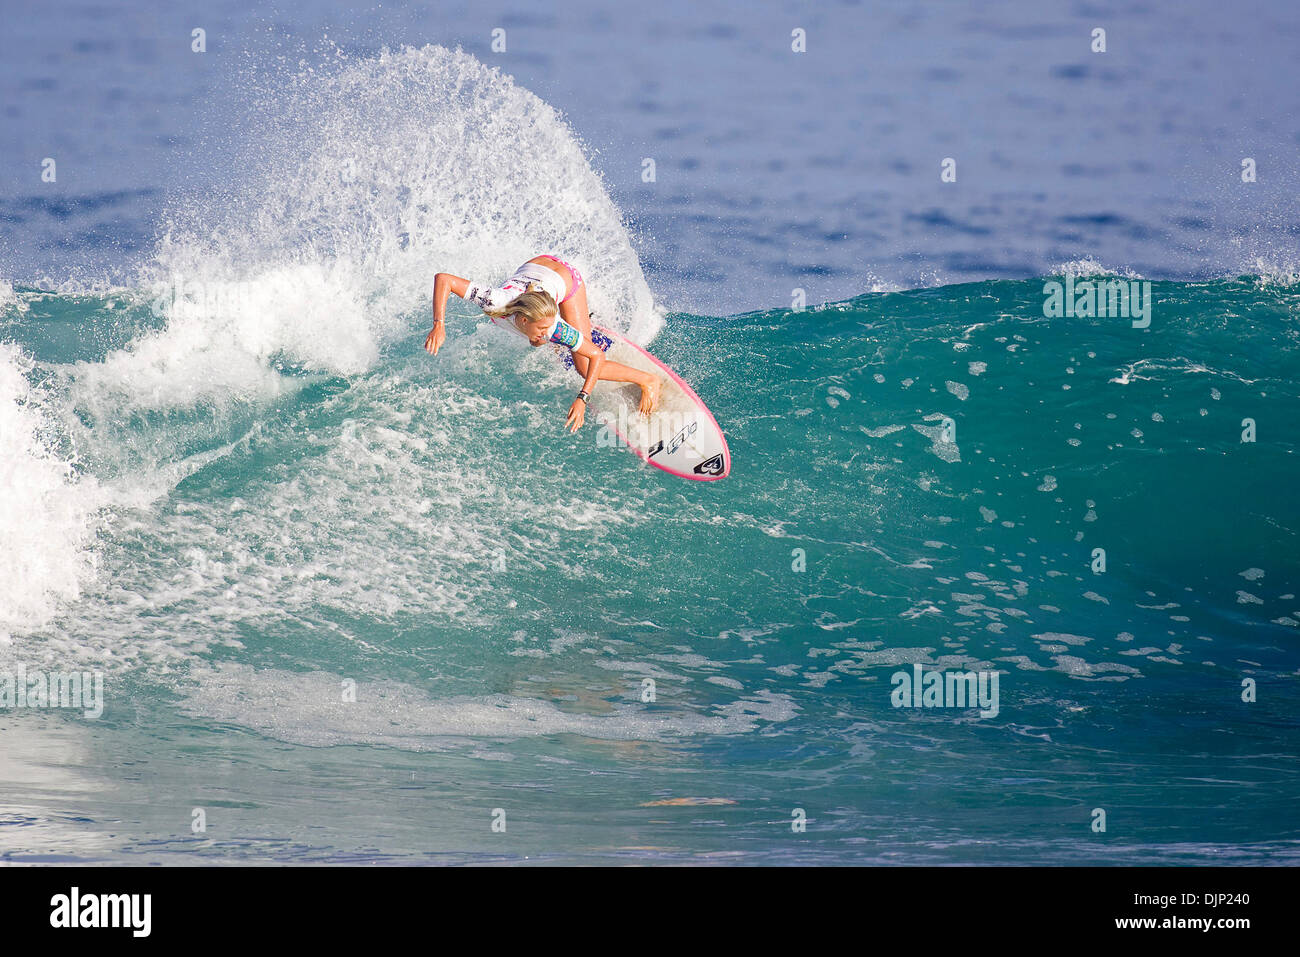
5, 0, 1300, 308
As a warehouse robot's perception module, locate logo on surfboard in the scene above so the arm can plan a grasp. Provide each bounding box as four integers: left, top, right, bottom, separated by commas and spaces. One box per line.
648, 420, 698, 459
693, 454, 725, 476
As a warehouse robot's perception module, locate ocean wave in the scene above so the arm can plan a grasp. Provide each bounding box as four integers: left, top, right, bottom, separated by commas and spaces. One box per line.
0, 342, 104, 640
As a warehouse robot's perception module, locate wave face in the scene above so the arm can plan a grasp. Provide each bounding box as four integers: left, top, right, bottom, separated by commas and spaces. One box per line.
2, 49, 1298, 864
4, 268, 1298, 862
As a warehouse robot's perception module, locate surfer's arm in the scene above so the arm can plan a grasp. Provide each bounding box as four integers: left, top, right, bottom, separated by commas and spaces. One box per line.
426, 273, 471, 355
431, 273, 471, 322
574, 339, 604, 395
565, 339, 604, 431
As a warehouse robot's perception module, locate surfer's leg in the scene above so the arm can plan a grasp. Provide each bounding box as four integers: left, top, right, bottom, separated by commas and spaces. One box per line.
570, 352, 660, 408
580, 359, 661, 414
558, 279, 594, 339
561, 284, 660, 412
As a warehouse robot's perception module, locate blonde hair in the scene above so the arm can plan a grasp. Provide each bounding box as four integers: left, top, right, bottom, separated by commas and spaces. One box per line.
483, 283, 557, 326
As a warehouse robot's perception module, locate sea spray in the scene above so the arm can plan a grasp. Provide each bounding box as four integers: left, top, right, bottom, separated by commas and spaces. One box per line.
0, 342, 101, 639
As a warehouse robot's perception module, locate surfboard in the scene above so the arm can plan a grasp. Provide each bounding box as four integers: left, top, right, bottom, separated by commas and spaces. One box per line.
562, 326, 731, 481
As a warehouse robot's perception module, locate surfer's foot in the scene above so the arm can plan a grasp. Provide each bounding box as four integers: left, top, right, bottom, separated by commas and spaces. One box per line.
638, 377, 661, 416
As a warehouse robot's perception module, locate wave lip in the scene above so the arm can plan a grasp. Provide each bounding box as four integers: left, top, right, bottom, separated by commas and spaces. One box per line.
141, 42, 662, 405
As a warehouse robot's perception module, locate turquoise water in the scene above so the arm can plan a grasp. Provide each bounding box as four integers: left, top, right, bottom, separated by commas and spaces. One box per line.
3, 271, 1298, 864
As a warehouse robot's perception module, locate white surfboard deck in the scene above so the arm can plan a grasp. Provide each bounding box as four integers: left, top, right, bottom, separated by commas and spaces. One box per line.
578, 325, 730, 481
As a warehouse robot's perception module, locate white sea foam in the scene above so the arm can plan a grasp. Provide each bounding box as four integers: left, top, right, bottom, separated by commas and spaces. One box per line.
1243, 255, 1300, 288
1109, 357, 1258, 386
1050, 258, 1144, 280
0, 280, 27, 314
0, 343, 103, 640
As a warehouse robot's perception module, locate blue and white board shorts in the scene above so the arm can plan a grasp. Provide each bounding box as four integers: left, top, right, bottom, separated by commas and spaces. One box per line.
559, 327, 614, 370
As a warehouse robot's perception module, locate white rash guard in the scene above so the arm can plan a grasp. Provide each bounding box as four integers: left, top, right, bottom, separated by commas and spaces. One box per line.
463, 262, 583, 350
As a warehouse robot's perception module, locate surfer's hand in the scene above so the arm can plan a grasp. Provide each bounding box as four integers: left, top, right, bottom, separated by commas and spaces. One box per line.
424, 323, 445, 356
639, 377, 662, 416
566, 398, 587, 432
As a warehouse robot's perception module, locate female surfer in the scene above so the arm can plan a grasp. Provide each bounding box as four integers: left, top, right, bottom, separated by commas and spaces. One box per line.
425, 255, 660, 432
